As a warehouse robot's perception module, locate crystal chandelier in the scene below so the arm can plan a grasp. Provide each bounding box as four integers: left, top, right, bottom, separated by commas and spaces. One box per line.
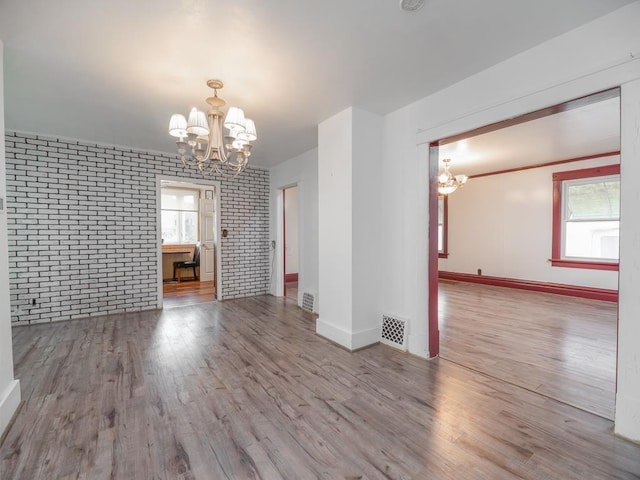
438, 158, 468, 195
168, 79, 257, 177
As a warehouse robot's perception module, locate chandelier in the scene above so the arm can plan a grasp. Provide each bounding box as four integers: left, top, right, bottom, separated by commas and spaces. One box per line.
168, 79, 257, 177
438, 158, 468, 195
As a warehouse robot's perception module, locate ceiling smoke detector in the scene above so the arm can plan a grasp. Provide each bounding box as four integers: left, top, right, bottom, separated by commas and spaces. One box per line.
400, 0, 425, 11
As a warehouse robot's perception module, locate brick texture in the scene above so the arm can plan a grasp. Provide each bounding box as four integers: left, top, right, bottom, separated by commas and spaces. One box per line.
5, 132, 269, 325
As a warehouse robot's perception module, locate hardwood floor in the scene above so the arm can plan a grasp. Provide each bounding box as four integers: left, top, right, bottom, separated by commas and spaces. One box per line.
439, 280, 617, 419
285, 281, 298, 300
163, 280, 216, 309
2, 295, 639, 479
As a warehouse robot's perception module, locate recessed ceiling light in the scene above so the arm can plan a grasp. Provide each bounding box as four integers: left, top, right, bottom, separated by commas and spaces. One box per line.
400, 0, 425, 12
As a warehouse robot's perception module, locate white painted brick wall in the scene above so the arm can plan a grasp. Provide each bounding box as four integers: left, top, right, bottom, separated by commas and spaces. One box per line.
5, 132, 270, 325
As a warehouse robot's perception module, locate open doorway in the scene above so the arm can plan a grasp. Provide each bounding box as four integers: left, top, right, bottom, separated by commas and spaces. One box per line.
156, 177, 221, 309
283, 185, 299, 302
428, 89, 621, 419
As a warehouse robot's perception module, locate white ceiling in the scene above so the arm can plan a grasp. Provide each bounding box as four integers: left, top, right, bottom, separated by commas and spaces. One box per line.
0, 0, 633, 167
439, 96, 621, 177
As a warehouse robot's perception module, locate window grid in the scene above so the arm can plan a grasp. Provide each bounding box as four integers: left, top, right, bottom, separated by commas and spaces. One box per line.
552, 164, 620, 271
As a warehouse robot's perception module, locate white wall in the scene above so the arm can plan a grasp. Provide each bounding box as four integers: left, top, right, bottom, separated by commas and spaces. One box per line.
380, 1, 640, 440
284, 185, 299, 274
317, 109, 353, 345
316, 107, 384, 350
0, 40, 21, 437
616, 78, 640, 442
351, 108, 384, 344
269, 148, 318, 309
440, 156, 620, 290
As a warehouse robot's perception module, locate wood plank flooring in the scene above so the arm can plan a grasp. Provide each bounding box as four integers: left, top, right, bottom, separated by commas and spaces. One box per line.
439, 280, 617, 419
2, 295, 639, 479
163, 280, 216, 309
285, 281, 298, 300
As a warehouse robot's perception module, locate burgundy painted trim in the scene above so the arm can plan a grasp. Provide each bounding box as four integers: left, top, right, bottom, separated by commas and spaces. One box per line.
549, 259, 618, 271
551, 163, 620, 268
428, 142, 440, 357
437, 88, 620, 146
552, 163, 620, 182
439, 271, 618, 303
284, 273, 298, 283
470, 151, 620, 179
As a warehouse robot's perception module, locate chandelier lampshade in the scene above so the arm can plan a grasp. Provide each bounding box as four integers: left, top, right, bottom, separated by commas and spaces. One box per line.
186, 108, 209, 137
168, 114, 188, 138
168, 79, 257, 177
437, 158, 468, 195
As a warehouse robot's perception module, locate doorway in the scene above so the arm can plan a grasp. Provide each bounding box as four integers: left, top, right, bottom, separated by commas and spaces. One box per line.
428, 89, 621, 419
156, 177, 221, 309
283, 185, 299, 301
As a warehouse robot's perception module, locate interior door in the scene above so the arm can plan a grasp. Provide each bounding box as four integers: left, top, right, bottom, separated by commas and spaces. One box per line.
199, 195, 216, 282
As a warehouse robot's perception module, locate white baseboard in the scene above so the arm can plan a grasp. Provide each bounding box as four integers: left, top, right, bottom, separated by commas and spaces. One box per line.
0, 379, 21, 437
351, 326, 380, 350
316, 318, 379, 351
615, 392, 640, 443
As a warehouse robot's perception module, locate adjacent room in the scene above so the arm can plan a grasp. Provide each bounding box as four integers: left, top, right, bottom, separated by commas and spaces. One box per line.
160, 180, 218, 309
434, 90, 620, 419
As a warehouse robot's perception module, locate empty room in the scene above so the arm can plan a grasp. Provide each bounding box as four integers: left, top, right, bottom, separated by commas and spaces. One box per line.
1, 1, 640, 479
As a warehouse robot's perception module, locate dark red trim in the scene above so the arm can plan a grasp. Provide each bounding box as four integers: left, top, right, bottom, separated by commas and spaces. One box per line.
438, 195, 449, 259
428, 142, 440, 357
470, 151, 620, 179
438, 88, 620, 146
551, 163, 620, 268
439, 271, 618, 303
284, 273, 298, 282
552, 163, 620, 182
549, 259, 618, 271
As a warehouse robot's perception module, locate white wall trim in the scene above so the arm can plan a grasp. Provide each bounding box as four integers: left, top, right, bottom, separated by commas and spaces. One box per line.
155, 175, 222, 306
351, 326, 381, 350
316, 317, 352, 349
273, 180, 303, 303
272, 189, 285, 297
316, 318, 380, 351
0, 380, 20, 438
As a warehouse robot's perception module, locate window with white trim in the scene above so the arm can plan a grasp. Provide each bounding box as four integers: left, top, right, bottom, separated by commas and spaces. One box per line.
161, 188, 199, 244
552, 164, 620, 269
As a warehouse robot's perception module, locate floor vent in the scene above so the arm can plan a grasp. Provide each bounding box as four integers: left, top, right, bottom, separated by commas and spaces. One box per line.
302, 292, 315, 312
381, 314, 408, 351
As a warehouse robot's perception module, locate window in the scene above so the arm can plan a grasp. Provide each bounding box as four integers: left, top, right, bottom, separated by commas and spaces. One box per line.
161, 188, 199, 244
438, 195, 448, 258
552, 164, 620, 270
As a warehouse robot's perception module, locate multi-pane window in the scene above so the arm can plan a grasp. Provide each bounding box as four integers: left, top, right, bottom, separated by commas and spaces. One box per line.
161, 188, 199, 244
552, 164, 620, 270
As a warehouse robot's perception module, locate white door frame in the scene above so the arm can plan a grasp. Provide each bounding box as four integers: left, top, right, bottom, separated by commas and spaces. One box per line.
155, 175, 222, 307
274, 182, 302, 303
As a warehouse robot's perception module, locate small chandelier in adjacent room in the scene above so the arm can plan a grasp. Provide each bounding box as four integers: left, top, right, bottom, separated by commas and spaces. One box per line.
168, 79, 257, 177
438, 158, 468, 195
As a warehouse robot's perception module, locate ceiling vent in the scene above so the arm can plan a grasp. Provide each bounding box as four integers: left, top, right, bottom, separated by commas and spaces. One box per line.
400, 0, 425, 12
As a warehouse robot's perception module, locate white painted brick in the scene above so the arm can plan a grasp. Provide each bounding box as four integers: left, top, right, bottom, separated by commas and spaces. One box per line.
6, 131, 269, 324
